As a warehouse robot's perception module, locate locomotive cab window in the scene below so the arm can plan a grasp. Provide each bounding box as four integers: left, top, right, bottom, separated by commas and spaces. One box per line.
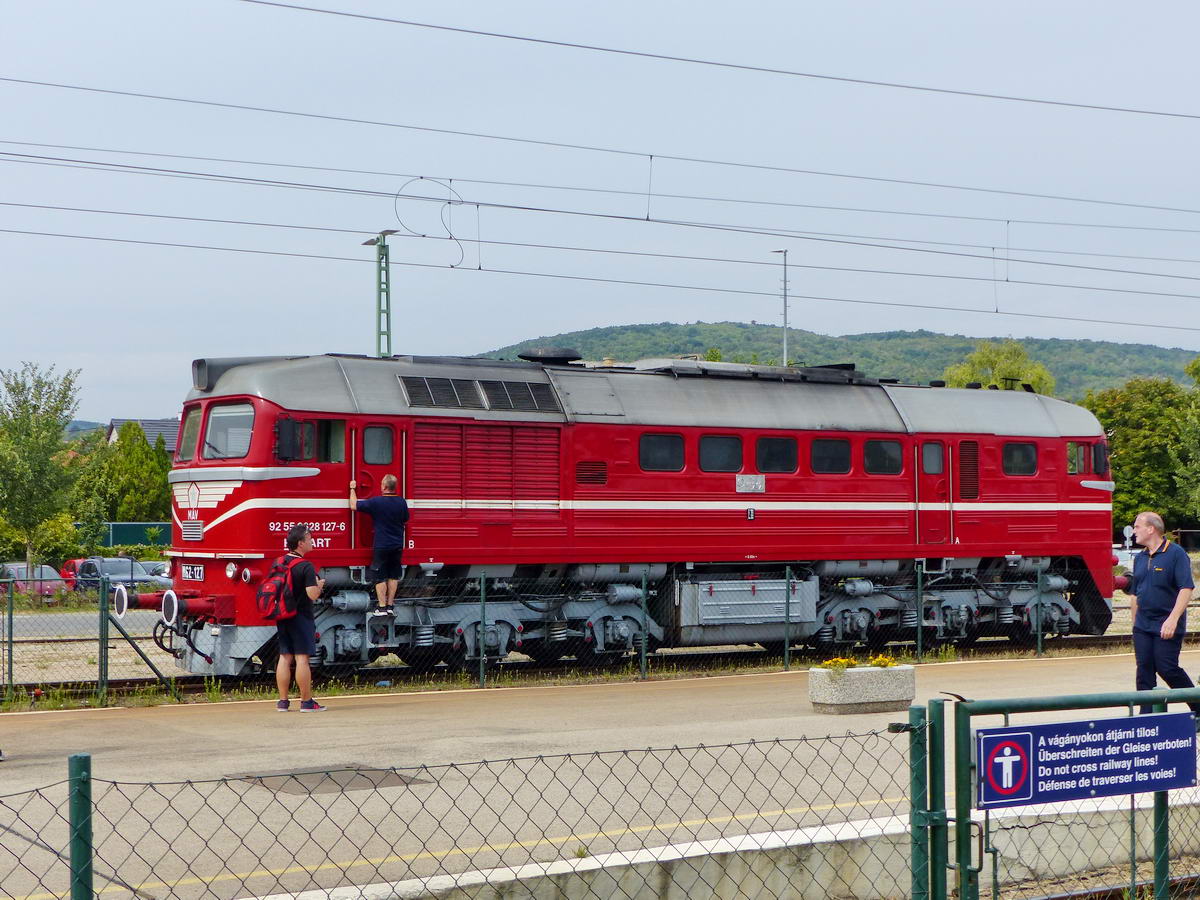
201, 403, 255, 460
864, 440, 903, 475
177, 407, 202, 462
922, 442, 944, 475
756, 436, 797, 473
1093, 442, 1110, 476
363, 426, 393, 465
699, 435, 743, 472
640, 433, 684, 472
1002, 442, 1038, 476
811, 438, 851, 474
1066, 441, 1088, 475
315, 420, 346, 463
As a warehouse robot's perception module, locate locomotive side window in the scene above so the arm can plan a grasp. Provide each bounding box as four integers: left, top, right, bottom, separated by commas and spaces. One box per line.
921, 442, 944, 475
1002, 442, 1038, 476
1066, 441, 1087, 475
177, 407, 202, 462
640, 434, 684, 472
699, 435, 743, 472
316, 420, 346, 463
363, 426, 393, 465
1093, 442, 1110, 476
811, 438, 851, 474
756, 437, 797, 473
864, 440, 903, 475
201, 403, 254, 460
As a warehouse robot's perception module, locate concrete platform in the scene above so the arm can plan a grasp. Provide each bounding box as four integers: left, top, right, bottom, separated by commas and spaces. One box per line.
1, 645, 1183, 792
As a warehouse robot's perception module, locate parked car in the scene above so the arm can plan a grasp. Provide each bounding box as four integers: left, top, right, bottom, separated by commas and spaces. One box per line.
0, 563, 67, 600
74, 558, 173, 593
139, 560, 170, 578
60, 557, 85, 590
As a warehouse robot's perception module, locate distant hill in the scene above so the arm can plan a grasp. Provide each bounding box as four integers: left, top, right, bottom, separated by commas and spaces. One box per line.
486, 323, 1197, 399
66, 420, 103, 437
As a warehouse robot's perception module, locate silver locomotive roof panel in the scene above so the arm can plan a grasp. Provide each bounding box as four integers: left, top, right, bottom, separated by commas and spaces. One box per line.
188, 354, 1103, 437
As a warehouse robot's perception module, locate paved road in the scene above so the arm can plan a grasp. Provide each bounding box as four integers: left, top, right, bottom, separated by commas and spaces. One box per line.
2, 609, 159, 639
1, 648, 1183, 900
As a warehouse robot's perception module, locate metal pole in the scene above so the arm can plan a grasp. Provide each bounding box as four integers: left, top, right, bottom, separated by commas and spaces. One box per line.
478, 574, 487, 689
1153, 699, 1169, 900
4, 577, 13, 703
68, 753, 93, 900
639, 570, 648, 680
772, 248, 789, 365
784, 566, 792, 671
909, 704, 930, 900
98, 576, 110, 706
1035, 570, 1044, 657
954, 702, 978, 900
916, 560, 924, 662
928, 699, 948, 900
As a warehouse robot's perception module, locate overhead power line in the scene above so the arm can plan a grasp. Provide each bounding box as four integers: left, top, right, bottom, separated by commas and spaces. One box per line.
2, 76, 1198, 216
5, 224, 1200, 335
9, 150, 1200, 296
8, 199, 1200, 295
239, 0, 1200, 123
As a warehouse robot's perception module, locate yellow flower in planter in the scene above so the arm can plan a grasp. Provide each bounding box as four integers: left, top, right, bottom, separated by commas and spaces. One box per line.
867, 653, 897, 668
813, 656, 858, 675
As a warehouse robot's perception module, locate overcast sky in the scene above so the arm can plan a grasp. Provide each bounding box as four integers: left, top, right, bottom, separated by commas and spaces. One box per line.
6, 1, 1200, 420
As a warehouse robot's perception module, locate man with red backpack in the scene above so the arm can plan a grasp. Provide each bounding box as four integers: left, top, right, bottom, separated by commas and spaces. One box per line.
275, 525, 326, 712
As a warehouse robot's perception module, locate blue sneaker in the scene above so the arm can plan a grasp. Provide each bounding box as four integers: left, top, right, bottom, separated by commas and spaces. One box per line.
299, 699, 326, 712
275, 700, 289, 712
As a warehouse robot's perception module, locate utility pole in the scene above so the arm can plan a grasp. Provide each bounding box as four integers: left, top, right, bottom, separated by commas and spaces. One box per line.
772, 248, 789, 366
362, 230, 398, 357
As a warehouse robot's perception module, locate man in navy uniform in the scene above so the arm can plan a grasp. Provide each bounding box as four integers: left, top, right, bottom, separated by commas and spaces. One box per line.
1129, 511, 1200, 717
350, 475, 410, 615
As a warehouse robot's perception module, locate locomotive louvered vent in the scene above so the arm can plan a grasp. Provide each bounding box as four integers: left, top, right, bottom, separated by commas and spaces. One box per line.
575, 461, 608, 485
478, 380, 561, 413
400, 376, 484, 409
180, 521, 205, 541
958, 441, 980, 500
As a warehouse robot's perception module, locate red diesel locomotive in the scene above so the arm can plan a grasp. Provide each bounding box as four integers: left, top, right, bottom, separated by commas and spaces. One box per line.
137, 350, 1114, 675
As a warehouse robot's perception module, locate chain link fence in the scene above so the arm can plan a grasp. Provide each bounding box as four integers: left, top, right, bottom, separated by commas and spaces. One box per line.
1, 729, 916, 900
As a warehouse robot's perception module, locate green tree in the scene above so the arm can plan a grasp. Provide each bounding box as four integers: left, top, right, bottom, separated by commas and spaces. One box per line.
703, 347, 723, 362
1170, 356, 1200, 519
942, 339, 1056, 394
110, 423, 170, 521
1083, 378, 1193, 528
0, 362, 80, 573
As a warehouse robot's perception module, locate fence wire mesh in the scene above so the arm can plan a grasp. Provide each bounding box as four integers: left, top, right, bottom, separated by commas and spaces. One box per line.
1, 731, 914, 900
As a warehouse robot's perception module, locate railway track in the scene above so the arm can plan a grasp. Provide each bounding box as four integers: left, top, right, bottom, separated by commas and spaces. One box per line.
5, 632, 1137, 699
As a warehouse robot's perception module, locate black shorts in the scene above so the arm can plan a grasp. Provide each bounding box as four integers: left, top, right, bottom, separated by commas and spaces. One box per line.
276, 615, 316, 656
371, 547, 405, 580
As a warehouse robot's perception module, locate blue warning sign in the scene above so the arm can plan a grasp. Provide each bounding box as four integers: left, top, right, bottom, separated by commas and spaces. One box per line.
976, 712, 1196, 809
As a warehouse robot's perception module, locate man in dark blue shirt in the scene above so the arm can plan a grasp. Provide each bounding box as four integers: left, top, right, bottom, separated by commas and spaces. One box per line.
350, 475, 410, 615
1129, 511, 1200, 716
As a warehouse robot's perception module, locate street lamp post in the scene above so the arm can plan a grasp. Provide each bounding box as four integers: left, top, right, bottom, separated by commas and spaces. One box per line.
362, 230, 398, 358
772, 249, 789, 366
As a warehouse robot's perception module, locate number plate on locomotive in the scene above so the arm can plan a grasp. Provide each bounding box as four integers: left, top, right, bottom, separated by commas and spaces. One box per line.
181, 564, 205, 581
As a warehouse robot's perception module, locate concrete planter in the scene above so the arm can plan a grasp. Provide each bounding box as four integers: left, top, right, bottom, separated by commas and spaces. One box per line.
808, 664, 916, 715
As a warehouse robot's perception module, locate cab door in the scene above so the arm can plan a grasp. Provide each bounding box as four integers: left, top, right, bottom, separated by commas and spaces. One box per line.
916, 440, 950, 544
352, 423, 400, 549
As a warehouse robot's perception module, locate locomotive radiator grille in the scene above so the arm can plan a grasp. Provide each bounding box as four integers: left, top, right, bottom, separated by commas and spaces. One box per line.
180, 520, 205, 541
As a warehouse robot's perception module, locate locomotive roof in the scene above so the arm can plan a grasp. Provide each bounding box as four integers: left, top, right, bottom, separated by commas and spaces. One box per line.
188, 354, 1102, 438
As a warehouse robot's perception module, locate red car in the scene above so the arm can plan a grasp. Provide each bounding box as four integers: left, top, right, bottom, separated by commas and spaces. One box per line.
59, 558, 86, 590
0, 563, 67, 600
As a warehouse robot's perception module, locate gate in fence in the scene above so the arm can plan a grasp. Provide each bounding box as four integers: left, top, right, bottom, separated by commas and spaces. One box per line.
912, 687, 1200, 900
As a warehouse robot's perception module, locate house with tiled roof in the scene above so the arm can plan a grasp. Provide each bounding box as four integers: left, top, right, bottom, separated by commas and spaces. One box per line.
106, 418, 180, 454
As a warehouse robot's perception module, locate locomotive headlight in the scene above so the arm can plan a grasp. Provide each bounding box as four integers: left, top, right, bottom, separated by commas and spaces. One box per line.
225, 562, 238, 580
241, 568, 253, 584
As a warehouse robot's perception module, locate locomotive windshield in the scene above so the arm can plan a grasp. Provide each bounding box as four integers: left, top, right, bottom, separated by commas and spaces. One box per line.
201, 402, 255, 459
177, 407, 201, 462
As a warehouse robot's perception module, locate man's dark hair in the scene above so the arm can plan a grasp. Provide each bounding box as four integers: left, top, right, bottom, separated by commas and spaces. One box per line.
286, 524, 309, 551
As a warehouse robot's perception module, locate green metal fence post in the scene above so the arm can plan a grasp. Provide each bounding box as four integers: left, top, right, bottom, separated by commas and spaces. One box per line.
639, 570, 648, 680
1153, 699, 1169, 900
478, 573, 487, 689
68, 753, 93, 900
98, 575, 110, 705
1035, 569, 1044, 657
954, 701, 978, 900
909, 704, 930, 900
928, 699, 948, 900
916, 560, 925, 662
4, 576, 13, 703
784, 566, 792, 672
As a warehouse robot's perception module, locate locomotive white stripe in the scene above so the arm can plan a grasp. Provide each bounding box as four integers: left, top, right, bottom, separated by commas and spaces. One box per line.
189, 496, 1111, 533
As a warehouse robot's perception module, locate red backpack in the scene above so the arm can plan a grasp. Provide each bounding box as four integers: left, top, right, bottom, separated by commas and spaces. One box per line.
256, 555, 306, 621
